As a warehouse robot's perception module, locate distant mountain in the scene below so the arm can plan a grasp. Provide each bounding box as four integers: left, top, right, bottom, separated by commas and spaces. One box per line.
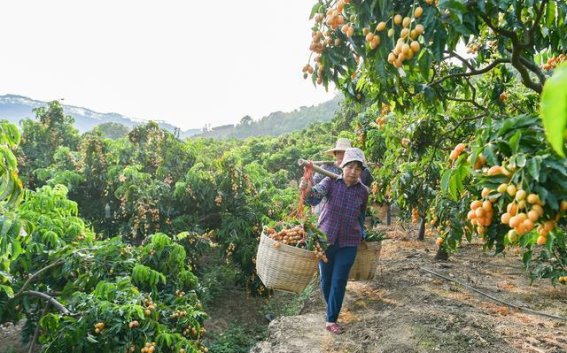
0, 94, 200, 138
0, 94, 343, 140
194, 95, 342, 139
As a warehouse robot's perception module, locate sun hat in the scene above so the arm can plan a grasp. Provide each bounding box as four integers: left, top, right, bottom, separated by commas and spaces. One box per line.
340, 148, 368, 168
325, 138, 352, 155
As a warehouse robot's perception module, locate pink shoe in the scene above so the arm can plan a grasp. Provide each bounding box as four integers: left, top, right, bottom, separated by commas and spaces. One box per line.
325, 323, 344, 335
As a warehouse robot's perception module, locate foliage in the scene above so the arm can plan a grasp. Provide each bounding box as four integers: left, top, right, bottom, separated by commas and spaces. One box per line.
305, 0, 567, 283
540, 63, 567, 157
207, 324, 263, 353
18, 101, 80, 189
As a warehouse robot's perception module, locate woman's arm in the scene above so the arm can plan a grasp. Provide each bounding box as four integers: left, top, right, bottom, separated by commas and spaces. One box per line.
301, 176, 331, 206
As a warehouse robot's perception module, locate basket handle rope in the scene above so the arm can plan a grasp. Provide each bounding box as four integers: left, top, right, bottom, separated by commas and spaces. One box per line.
296, 161, 314, 242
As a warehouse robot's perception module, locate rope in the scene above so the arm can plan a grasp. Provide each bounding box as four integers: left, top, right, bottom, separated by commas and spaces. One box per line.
297, 161, 314, 242
420, 267, 567, 322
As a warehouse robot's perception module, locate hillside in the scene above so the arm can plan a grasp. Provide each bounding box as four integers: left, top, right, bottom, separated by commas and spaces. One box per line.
0, 94, 200, 138
194, 95, 342, 139
0, 94, 342, 140
249, 225, 567, 353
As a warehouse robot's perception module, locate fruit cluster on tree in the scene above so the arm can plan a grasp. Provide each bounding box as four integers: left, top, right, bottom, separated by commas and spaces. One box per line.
304, 0, 566, 281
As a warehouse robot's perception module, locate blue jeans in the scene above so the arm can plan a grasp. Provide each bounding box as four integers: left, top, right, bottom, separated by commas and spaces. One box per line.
319, 245, 357, 323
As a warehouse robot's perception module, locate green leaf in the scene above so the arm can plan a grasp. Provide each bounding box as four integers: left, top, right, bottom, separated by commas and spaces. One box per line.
540, 63, 567, 157
546, 0, 556, 28
508, 131, 521, 154
526, 157, 541, 182
0, 284, 14, 298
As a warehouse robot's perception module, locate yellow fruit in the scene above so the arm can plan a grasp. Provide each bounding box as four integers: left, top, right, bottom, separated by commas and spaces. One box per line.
394, 14, 403, 25
415, 24, 425, 34
435, 237, 443, 247
515, 189, 526, 201
543, 221, 554, 232
521, 219, 534, 232
536, 235, 547, 245
410, 41, 420, 53
376, 22, 386, 32
370, 36, 380, 49
388, 28, 395, 37
532, 204, 544, 216
561, 200, 567, 211
481, 188, 491, 198
527, 193, 539, 204
507, 203, 518, 216
387, 52, 396, 63
449, 149, 459, 161
414, 6, 424, 18
509, 215, 520, 228
497, 183, 508, 193
527, 210, 539, 222
471, 200, 483, 210
501, 213, 511, 224
482, 200, 492, 211
365, 32, 374, 42
402, 17, 411, 28
475, 207, 486, 218
487, 166, 504, 176
506, 184, 517, 197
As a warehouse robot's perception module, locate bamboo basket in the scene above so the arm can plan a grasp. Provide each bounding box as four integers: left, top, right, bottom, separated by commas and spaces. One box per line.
256, 232, 318, 293
349, 240, 382, 281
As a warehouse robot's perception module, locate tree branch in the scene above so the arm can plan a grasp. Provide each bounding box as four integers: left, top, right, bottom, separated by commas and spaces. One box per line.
511, 45, 543, 93
28, 304, 50, 353
518, 55, 546, 87
478, 11, 518, 41
429, 59, 511, 87
13, 260, 64, 299
446, 51, 475, 71
22, 290, 71, 315
526, 0, 549, 47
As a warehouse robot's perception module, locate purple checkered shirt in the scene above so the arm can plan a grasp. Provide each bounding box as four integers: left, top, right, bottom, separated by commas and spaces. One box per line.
307, 176, 369, 247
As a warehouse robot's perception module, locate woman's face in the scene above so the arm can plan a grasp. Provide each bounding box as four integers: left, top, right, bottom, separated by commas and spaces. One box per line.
343, 162, 363, 185
334, 151, 345, 164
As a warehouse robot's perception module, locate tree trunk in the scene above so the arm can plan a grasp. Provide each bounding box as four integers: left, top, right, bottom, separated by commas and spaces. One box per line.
386, 202, 391, 226
434, 246, 449, 261
417, 218, 426, 241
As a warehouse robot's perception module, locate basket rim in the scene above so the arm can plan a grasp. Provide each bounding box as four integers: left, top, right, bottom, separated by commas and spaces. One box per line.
260, 232, 317, 258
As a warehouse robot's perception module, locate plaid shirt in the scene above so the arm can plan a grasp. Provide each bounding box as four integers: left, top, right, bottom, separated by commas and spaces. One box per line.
307, 176, 369, 247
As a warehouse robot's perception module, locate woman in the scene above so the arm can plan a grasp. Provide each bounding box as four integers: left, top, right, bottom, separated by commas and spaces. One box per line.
300, 147, 370, 335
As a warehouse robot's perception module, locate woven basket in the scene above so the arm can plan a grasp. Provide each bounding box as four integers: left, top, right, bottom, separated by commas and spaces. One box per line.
256, 232, 318, 293
349, 241, 382, 281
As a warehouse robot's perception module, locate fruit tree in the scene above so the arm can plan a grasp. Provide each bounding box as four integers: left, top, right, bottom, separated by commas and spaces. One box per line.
304, 0, 566, 283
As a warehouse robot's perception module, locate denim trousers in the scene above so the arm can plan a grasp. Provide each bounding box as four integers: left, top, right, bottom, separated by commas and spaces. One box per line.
319, 244, 357, 323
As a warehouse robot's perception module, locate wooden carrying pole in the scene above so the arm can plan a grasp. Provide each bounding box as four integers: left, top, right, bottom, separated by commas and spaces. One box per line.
297, 159, 339, 179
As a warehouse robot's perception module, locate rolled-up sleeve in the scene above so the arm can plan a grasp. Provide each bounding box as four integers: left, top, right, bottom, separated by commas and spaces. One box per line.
306, 177, 331, 206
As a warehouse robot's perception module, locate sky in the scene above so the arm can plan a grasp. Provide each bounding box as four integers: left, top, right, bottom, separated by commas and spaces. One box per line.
0, 1, 336, 131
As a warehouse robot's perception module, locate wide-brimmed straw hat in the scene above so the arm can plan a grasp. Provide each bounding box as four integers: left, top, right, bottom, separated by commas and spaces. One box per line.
340, 148, 368, 168
325, 138, 352, 155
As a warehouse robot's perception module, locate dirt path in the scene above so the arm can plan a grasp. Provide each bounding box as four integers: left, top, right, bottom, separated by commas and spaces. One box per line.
251, 227, 567, 353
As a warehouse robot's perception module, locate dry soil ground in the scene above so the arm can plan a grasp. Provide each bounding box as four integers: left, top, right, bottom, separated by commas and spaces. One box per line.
251, 225, 567, 353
